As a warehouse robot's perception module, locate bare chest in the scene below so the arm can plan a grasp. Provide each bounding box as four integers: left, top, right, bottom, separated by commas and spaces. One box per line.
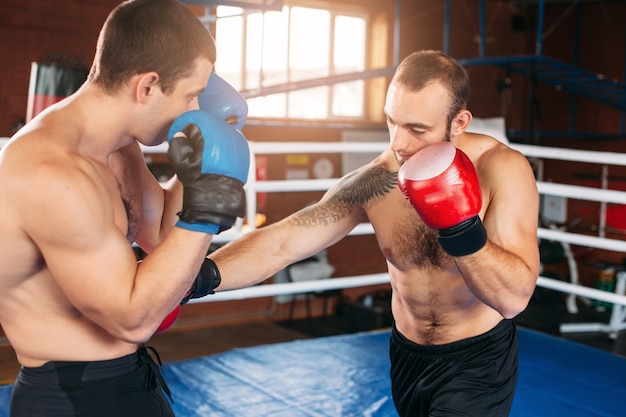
369, 193, 452, 271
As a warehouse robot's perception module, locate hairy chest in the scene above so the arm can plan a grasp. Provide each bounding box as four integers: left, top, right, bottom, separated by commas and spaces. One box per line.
370, 197, 451, 271
117, 180, 141, 243
335, 163, 451, 271
108, 151, 143, 243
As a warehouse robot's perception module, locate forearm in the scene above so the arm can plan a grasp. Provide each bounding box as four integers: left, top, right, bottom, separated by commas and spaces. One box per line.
129, 227, 212, 330
134, 175, 183, 253
210, 228, 295, 291
70, 225, 212, 343
455, 240, 538, 319
209, 202, 356, 292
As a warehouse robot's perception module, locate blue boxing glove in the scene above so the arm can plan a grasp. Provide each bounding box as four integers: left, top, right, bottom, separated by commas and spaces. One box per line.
168, 110, 250, 234
198, 72, 248, 131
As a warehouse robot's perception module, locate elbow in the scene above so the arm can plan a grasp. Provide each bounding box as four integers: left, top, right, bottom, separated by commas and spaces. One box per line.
116, 326, 154, 345
109, 322, 154, 344
500, 266, 538, 319
104, 312, 158, 344
499, 290, 534, 319
500, 305, 526, 320
82, 300, 165, 344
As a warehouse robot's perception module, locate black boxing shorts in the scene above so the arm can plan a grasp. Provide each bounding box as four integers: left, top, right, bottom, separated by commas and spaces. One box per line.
389, 319, 519, 417
9, 346, 174, 417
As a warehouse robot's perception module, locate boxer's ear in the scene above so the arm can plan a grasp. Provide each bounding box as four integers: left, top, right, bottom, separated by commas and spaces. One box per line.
135, 72, 160, 104
451, 110, 472, 136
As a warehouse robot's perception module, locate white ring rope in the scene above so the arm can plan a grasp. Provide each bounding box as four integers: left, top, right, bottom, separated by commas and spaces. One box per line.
234, 178, 626, 204
537, 228, 626, 252
536, 275, 626, 306
511, 143, 626, 166
537, 182, 626, 204
187, 273, 391, 303
188, 272, 626, 307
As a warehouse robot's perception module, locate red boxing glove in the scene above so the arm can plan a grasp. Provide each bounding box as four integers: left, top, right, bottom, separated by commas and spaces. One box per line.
156, 305, 180, 334
397, 141, 487, 256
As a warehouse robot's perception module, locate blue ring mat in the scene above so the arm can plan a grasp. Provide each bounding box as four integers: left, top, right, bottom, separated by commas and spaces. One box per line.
1, 327, 624, 416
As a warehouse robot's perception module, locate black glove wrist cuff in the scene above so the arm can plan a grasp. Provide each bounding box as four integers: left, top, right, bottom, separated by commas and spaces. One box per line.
437, 215, 487, 257
179, 174, 246, 234
181, 258, 222, 305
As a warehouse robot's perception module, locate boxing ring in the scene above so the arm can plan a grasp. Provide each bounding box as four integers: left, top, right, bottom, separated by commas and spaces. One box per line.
183, 133, 626, 341
1, 130, 626, 416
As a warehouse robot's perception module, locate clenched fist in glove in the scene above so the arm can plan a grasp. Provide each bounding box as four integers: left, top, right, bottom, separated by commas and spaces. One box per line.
168, 110, 250, 234
398, 141, 487, 257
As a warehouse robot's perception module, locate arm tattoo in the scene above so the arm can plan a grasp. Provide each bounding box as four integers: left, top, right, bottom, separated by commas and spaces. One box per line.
334, 167, 397, 205
290, 167, 397, 227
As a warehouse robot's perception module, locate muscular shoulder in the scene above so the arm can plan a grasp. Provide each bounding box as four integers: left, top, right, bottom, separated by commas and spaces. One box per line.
2, 135, 114, 236
462, 134, 538, 220
462, 133, 531, 178
6, 135, 101, 187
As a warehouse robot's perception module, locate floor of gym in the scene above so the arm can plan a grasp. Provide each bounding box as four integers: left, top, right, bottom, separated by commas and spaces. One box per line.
0, 290, 624, 386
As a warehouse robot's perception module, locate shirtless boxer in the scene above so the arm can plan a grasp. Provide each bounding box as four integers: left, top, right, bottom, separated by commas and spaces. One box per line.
0, 1, 249, 416
208, 50, 540, 416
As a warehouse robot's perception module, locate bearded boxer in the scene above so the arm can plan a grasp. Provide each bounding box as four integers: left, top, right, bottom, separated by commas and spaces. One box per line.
0, 1, 249, 416
208, 50, 540, 416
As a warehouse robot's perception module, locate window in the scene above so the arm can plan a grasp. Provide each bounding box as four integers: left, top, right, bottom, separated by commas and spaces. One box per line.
214, 4, 367, 121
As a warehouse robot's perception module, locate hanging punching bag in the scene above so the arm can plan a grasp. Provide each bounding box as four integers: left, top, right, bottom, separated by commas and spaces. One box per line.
26, 62, 88, 122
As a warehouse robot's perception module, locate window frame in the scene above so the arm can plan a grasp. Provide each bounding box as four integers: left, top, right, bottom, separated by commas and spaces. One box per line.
213, 1, 372, 122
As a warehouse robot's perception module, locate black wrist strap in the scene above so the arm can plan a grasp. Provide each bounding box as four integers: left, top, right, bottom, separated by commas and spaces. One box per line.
178, 174, 246, 234
438, 215, 487, 257
180, 258, 222, 305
